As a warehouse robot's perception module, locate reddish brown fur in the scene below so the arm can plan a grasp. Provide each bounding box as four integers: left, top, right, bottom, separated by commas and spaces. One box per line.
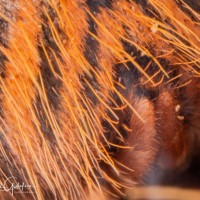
0, 0, 199, 200
115, 97, 157, 185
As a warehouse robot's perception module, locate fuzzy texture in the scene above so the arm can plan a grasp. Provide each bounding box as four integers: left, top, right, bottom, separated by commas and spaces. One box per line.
0, 0, 200, 199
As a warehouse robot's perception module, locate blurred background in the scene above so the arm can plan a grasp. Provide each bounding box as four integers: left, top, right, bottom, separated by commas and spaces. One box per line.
127, 156, 200, 200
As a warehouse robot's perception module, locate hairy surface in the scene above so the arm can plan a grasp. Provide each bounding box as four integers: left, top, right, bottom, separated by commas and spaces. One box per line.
0, 0, 199, 199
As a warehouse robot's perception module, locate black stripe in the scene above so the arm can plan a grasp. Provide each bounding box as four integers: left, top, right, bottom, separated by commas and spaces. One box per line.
0, 16, 9, 116
0, 4, 11, 114
81, 17, 100, 105
134, 0, 148, 8
0, 18, 8, 48
0, 53, 7, 79
134, 0, 161, 19
0, 132, 35, 198
86, 0, 113, 13
84, 17, 99, 68
34, 5, 63, 145
0, 54, 7, 118
118, 37, 165, 100
182, 0, 200, 14
37, 5, 63, 110
176, 0, 200, 22
84, 0, 113, 68
0, 51, 7, 118
37, 44, 62, 110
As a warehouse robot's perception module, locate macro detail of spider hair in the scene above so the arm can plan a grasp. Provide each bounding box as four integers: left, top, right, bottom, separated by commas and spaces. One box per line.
0, 0, 200, 200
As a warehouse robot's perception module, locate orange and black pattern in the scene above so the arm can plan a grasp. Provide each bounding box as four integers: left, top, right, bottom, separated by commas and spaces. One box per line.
0, 0, 200, 199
